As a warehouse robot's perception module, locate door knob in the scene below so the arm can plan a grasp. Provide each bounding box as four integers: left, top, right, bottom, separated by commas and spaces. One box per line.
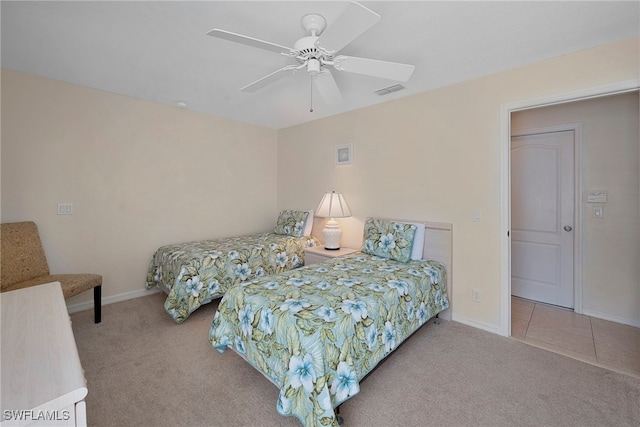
564, 225, 573, 232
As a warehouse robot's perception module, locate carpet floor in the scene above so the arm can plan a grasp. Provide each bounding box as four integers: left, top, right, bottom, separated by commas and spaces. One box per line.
70, 292, 640, 427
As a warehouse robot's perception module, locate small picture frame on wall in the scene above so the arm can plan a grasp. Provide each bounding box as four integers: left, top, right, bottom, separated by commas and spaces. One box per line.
335, 144, 353, 165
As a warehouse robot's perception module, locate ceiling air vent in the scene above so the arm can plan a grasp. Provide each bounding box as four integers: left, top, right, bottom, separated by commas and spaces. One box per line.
374, 84, 405, 96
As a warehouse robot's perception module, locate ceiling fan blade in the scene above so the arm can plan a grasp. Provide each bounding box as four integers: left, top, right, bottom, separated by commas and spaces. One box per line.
333, 55, 415, 82
240, 64, 300, 92
207, 29, 293, 54
316, 2, 380, 54
313, 69, 342, 104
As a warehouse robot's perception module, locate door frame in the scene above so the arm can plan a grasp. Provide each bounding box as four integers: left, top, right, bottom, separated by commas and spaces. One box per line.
511, 123, 583, 312
499, 79, 639, 337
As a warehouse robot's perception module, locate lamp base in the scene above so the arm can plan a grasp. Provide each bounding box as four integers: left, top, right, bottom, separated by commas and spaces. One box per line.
322, 218, 342, 250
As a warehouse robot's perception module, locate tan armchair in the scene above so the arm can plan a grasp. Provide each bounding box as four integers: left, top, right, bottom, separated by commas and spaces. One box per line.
1, 221, 102, 323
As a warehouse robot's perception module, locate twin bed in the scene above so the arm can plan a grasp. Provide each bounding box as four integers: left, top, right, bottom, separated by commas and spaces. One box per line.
208, 219, 452, 426
146, 210, 319, 323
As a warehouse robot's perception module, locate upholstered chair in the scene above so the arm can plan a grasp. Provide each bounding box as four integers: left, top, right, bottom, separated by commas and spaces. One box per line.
1, 221, 102, 323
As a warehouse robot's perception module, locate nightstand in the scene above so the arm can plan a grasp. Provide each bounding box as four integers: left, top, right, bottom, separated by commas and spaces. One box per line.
304, 246, 359, 265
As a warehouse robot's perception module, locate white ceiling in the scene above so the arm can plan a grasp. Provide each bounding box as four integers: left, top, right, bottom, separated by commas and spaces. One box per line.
2, 1, 638, 129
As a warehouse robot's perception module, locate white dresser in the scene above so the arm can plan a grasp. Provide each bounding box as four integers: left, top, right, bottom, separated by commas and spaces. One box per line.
1, 282, 87, 427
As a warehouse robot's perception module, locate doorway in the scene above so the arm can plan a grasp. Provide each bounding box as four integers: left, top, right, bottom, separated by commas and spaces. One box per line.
499, 79, 640, 337
506, 91, 640, 376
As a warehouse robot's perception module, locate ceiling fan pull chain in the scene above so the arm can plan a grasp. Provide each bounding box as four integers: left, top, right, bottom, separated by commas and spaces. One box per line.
310, 77, 314, 113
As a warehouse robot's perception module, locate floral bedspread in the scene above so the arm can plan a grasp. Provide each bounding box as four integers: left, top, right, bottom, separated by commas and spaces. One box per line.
146, 233, 319, 323
209, 252, 448, 426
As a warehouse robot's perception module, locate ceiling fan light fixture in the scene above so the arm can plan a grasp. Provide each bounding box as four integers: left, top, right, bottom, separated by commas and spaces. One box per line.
307, 58, 321, 74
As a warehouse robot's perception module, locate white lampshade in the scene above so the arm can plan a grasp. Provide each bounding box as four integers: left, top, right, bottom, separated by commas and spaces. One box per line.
315, 191, 351, 219
316, 191, 351, 250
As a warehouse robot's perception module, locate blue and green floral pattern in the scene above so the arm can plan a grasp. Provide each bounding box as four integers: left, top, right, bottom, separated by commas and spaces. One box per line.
209, 252, 448, 426
361, 218, 417, 262
146, 233, 319, 323
273, 210, 309, 238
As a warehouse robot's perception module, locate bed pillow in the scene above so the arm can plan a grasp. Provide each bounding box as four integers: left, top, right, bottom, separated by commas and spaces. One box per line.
408, 222, 426, 260
273, 210, 310, 238
361, 217, 417, 262
303, 209, 314, 237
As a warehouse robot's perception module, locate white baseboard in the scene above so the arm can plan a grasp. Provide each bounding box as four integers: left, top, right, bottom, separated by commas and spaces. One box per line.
66, 287, 161, 314
452, 314, 505, 336
582, 308, 640, 328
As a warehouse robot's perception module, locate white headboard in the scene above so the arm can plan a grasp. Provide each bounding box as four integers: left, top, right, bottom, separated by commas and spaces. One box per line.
423, 221, 453, 321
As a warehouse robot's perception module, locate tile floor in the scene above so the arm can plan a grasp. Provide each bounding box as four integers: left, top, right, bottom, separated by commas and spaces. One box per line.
511, 296, 640, 379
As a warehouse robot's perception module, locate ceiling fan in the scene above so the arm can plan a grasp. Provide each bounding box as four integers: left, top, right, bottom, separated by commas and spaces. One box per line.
207, 1, 415, 105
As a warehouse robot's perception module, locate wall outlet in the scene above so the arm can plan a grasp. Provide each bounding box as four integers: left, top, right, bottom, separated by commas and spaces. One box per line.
472, 289, 481, 303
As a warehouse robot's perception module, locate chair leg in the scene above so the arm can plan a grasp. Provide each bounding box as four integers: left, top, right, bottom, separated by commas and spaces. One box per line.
94, 285, 102, 323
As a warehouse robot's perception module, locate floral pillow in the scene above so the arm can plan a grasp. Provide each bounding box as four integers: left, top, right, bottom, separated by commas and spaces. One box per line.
361, 217, 417, 262
273, 210, 310, 238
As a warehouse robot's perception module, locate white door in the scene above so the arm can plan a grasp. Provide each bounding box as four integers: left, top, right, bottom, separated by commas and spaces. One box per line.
511, 130, 574, 308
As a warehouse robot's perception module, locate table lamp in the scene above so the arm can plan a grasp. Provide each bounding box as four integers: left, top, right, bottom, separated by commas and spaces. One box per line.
316, 191, 351, 250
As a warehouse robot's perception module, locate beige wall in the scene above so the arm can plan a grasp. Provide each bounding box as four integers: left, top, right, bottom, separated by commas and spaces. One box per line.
277, 37, 639, 332
1, 69, 279, 306
512, 92, 639, 325
2, 37, 638, 332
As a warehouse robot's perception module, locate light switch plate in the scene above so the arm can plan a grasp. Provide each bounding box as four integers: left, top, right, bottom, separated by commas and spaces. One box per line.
594, 206, 604, 218
57, 203, 73, 215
